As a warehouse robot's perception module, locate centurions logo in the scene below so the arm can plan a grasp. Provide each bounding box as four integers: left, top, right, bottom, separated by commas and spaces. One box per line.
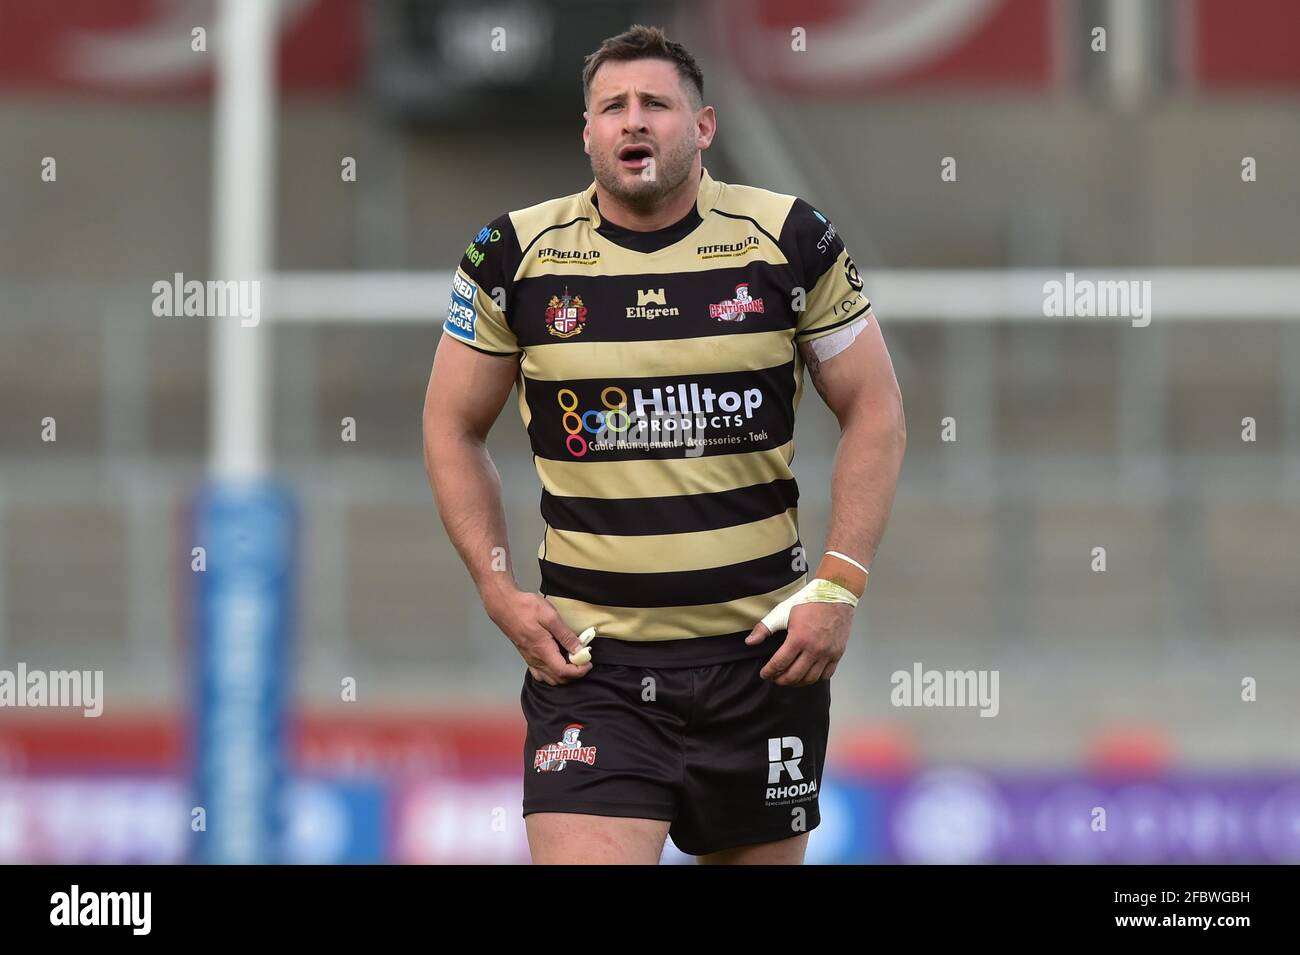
545, 288, 588, 338
534, 723, 597, 772
710, 283, 766, 322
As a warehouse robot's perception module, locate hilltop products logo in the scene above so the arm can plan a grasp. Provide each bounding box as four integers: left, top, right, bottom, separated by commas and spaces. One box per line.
631, 383, 763, 420
710, 283, 766, 322
697, 236, 760, 259
0, 663, 103, 717
557, 386, 630, 457
555, 381, 765, 457
627, 288, 680, 319
534, 723, 597, 772
537, 247, 601, 265
545, 288, 588, 338
151, 273, 260, 327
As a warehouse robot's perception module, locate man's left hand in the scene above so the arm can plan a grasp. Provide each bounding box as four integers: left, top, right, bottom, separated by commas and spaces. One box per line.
747, 601, 853, 686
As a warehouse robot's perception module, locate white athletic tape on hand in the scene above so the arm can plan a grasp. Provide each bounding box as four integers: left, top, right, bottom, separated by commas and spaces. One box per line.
568, 626, 597, 665
759, 578, 859, 634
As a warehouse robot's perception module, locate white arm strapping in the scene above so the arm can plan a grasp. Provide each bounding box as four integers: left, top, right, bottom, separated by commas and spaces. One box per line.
808, 314, 870, 362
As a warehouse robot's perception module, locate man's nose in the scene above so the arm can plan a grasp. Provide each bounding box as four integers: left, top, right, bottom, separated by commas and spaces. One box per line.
623, 104, 648, 131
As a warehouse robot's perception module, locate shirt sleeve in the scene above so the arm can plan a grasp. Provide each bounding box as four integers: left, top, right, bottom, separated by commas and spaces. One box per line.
443, 212, 522, 357
780, 197, 873, 343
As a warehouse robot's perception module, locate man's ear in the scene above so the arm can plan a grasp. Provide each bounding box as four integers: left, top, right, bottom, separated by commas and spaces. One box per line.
696, 105, 717, 150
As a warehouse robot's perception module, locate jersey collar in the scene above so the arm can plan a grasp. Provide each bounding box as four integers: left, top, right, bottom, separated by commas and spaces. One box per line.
582, 166, 721, 229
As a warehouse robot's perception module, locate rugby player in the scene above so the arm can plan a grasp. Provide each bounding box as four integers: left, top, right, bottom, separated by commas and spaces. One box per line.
423, 24, 906, 864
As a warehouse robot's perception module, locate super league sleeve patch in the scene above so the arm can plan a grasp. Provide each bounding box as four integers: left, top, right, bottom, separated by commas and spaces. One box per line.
444, 271, 478, 341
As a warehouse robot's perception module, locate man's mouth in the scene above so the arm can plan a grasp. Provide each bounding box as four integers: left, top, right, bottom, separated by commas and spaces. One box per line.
617, 144, 653, 169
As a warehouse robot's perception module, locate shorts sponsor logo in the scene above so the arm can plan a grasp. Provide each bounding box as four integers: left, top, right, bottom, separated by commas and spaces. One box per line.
534, 723, 597, 772
627, 288, 680, 320
697, 236, 760, 259
768, 735, 803, 783
710, 282, 766, 322
767, 780, 819, 801
765, 735, 818, 805
537, 247, 601, 265
545, 288, 588, 338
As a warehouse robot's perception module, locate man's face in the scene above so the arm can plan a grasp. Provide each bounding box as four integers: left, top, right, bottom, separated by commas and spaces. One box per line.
583, 58, 710, 211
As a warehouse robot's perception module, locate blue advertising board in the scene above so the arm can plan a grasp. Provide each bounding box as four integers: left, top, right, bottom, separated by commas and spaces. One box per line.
191, 482, 296, 864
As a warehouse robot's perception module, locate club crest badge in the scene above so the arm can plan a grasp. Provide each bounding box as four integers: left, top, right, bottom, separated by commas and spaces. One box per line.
546, 289, 588, 338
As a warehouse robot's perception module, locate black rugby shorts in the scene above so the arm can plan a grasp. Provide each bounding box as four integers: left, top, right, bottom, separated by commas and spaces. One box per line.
520, 631, 831, 856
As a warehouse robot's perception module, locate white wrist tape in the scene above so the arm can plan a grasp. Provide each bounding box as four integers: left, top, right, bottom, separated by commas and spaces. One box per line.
825, 549, 869, 575
759, 578, 859, 633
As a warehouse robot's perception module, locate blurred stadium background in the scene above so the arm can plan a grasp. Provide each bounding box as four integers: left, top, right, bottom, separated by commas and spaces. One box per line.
1, 0, 1298, 863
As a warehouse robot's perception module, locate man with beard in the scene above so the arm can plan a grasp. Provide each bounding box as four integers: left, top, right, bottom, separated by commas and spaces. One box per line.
423, 24, 906, 864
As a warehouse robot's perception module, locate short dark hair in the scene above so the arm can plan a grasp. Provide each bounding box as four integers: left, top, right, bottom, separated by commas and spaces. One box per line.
582, 24, 704, 111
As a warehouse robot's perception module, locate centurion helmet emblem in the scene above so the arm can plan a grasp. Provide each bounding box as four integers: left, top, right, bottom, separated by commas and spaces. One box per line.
710, 282, 766, 323
533, 723, 598, 772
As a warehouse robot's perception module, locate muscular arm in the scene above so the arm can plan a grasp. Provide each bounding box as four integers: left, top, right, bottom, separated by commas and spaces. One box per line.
799, 311, 906, 589
422, 332, 522, 609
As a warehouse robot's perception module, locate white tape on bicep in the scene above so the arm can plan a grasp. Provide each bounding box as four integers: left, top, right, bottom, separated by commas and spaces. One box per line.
809, 314, 869, 362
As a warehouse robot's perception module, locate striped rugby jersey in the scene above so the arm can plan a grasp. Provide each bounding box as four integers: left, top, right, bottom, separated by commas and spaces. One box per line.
443, 167, 871, 666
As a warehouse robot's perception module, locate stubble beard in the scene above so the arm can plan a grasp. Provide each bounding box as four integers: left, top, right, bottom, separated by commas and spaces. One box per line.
590, 130, 698, 217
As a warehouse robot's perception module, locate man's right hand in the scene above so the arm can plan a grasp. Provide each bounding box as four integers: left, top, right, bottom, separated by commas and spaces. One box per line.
485, 589, 593, 685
